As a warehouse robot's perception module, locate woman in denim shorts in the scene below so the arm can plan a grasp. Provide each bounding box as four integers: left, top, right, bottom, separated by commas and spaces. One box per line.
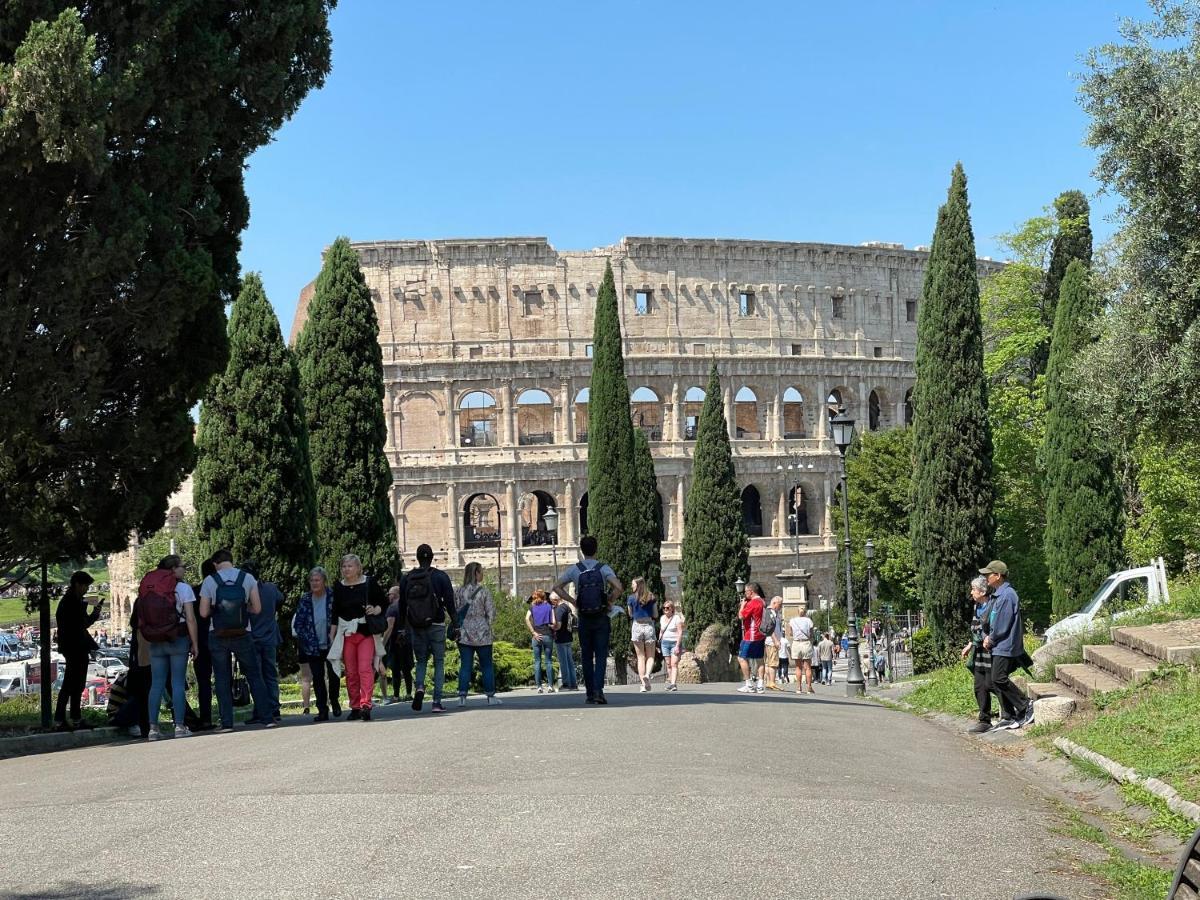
627, 577, 658, 692
658, 601, 685, 692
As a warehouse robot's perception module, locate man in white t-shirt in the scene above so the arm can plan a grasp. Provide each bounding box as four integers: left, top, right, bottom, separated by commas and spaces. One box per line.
198, 549, 271, 732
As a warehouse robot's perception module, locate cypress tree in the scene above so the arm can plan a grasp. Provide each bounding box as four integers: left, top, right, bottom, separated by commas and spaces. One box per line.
194, 274, 318, 662
910, 164, 995, 655
295, 238, 400, 581
680, 364, 749, 644
1034, 191, 1093, 375
630, 427, 666, 599
1043, 260, 1124, 619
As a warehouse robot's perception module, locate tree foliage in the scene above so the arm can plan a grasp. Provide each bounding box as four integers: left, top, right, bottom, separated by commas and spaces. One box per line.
680, 365, 749, 644
135, 516, 206, 585
1125, 436, 1200, 571
630, 428, 665, 600
295, 238, 399, 581
910, 164, 994, 655
0, 2, 334, 573
194, 274, 318, 609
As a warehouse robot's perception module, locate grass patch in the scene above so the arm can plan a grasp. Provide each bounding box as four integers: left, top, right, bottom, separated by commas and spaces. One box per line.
0, 598, 36, 627
0, 693, 107, 734
1064, 667, 1200, 804
1054, 807, 1174, 900
1119, 783, 1199, 843
899, 661, 979, 717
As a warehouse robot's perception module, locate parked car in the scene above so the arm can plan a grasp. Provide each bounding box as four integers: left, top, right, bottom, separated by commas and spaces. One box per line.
88, 657, 128, 681
1043, 558, 1170, 643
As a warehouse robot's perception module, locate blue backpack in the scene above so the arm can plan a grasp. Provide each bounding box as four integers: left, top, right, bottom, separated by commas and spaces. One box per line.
576, 561, 607, 615
211, 570, 250, 638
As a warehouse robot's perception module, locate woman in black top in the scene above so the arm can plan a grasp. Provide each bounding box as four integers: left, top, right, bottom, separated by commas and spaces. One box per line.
331, 554, 387, 720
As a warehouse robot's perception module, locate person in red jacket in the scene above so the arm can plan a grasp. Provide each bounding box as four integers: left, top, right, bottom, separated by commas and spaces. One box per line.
736, 582, 766, 694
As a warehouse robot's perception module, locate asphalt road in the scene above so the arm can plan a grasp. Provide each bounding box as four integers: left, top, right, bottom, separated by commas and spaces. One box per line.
0, 681, 1100, 900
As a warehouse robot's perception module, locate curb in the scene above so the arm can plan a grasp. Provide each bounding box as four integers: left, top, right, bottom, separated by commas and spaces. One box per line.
1053, 736, 1200, 824
0, 727, 123, 760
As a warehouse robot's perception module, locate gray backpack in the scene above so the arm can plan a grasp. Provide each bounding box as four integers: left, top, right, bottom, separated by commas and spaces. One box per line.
760, 607, 777, 638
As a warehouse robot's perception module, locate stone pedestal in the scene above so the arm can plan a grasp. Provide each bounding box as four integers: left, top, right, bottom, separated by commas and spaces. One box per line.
777, 567, 812, 620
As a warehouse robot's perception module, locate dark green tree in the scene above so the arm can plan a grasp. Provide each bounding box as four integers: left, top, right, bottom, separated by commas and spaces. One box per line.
1034, 191, 1093, 375
1043, 260, 1125, 620
680, 364, 749, 645
630, 428, 666, 598
910, 164, 995, 655
0, 2, 333, 577
295, 238, 400, 581
584, 261, 638, 676
194, 273, 318, 646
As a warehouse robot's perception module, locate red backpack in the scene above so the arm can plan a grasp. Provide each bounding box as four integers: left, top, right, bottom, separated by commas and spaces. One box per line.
138, 569, 181, 642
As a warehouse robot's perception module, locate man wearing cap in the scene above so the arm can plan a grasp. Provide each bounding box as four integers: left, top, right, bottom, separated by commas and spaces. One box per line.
980, 560, 1033, 729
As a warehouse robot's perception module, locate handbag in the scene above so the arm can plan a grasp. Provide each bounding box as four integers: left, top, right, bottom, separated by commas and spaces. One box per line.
231, 659, 251, 707
965, 646, 977, 674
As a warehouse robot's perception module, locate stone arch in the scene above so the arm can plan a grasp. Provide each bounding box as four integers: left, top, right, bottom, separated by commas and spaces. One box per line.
166, 506, 185, 530
578, 490, 589, 536
826, 386, 855, 432
631, 386, 662, 441
904, 387, 914, 426
574, 388, 590, 443
463, 492, 502, 548
519, 489, 558, 546
782, 387, 806, 439
400, 494, 444, 554
787, 483, 815, 535
516, 388, 554, 446
398, 390, 444, 450
734, 386, 763, 439
683, 386, 706, 439
740, 484, 764, 537
457, 390, 497, 447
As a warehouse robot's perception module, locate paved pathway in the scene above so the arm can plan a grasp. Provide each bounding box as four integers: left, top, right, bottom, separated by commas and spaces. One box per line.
0, 682, 1100, 899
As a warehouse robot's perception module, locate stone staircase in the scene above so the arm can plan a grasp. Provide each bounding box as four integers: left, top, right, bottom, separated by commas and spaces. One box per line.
1022, 618, 1200, 714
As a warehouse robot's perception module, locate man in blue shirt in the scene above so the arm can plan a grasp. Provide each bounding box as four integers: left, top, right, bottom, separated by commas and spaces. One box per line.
243, 561, 283, 724
981, 560, 1034, 730
552, 535, 622, 705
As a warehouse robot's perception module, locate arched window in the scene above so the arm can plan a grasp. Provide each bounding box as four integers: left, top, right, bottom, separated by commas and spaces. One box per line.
463, 493, 501, 547
517, 389, 554, 445
869, 390, 881, 431
574, 388, 590, 443
630, 386, 662, 440
788, 484, 812, 536
904, 388, 914, 426
458, 391, 497, 447
519, 490, 558, 546
740, 485, 763, 537
734, 387, 761, 439
782, 387, 805, 439
683, 387, 706, 439
578, 491, 589, 536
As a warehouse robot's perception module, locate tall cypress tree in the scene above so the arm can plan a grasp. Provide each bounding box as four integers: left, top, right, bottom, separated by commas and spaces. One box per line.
630, 427, 665, 599
910, 164, 995, 654
295, 238, 400, 581
1034, 190, 1093, 375
194, 274, 318, 664
680, 364, 749, 645
1043, 260, 1124, 620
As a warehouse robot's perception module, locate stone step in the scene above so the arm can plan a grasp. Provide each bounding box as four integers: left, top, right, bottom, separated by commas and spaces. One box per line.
1055, 663, 1126, 698
1111, 618, 1200, 663
1083, 643, 1157, 683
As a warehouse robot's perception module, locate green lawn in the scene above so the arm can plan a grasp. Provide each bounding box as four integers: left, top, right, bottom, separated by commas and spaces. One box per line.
0, 598, 36, 627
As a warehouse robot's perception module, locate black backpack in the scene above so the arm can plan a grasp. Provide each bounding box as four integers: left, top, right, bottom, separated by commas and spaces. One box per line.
576, 561, 607, 615
404, 568, 438, 628
760, 607, 777, 638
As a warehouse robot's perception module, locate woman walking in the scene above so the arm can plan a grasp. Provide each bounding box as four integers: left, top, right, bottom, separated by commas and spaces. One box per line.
627, 577, 658, 692
658, 600, 685, 691
456, 562, 501, 706
331, 554, 387, 721
292, 566, 340, 721
962, 575, 997, 734
789, 605, 816, 694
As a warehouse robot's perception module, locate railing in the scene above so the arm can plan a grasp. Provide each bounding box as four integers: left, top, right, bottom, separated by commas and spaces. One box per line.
518, 432, 554, 446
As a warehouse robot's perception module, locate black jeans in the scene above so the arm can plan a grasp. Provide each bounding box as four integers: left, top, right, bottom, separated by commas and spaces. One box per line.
54, 649, 89, 723
390, 641, 413, 698
578, 614, 611, 699
973, 665, 993, 723
989, 654, 1028, 720
301, 649, 340, 715
193, 624, 213, 725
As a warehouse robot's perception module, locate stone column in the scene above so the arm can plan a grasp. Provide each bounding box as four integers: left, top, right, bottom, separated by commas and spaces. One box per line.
672, 475, 686, 541
499, 380, 514, 446
777, 568, 812, 620
724, 384, 734, 439
443, 381, 456, 448
771, 389, 782, 442
562, 478, 577, 546
670, 380, 682, 441
858, 379, 869, 426
896, 396, 907, 428
505, 480, 519, 593
445, 482, 460, 554
384, 387, 397, 450
560, 379, 574, 443
776, 488, 787, 537
823, 477, 834, 536
816, 381, 829, 439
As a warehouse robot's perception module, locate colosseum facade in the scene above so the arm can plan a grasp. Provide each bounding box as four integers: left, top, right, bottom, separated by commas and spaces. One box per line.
292, 236, 998, 606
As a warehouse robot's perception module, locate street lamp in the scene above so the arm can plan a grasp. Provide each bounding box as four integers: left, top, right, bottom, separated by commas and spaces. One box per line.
787, 513, 800, 568
865, 538, 878, 687
543, 505, 560, 580
777, 453, 814, 570
831, 406, 865, 697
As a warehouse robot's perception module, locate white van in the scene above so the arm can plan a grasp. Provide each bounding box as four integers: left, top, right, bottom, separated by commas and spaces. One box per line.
1043, 558, 1170, 642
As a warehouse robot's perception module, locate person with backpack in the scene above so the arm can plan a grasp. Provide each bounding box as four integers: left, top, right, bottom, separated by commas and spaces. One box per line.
455, 562, 500, 706
292, 566, 339, 722
241, 561, 282, 723
657, 599, 685, 692
384, 585, 414, 703
551, 535, 623, 705
191, 558, 216, 730
627, 577, 658, 692
329, 554, 389, 721
762, 596, 783, 691
199, 548, 272, 732
137, 556, 199, 740
788, 604, 816, 695
736, 582, 767, 694
526, 590, 557, 693
399, 543, 457, 713
550, 591, 578, 692
52, 571, 102, 732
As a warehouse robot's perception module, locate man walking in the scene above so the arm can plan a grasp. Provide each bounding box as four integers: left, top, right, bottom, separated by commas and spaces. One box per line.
551, 592, 578, 691
198, 549, 272, 732
980, 561, 1034, 730
54, 571, 101, 731
242, 561, 282, 723
400, 544, 457, 713
552, 535, 622, 705
736, 582, 767, 694
818, 631, 835, 685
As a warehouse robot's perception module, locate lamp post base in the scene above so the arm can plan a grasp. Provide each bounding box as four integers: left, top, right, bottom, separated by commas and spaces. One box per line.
845, 617, 867, 697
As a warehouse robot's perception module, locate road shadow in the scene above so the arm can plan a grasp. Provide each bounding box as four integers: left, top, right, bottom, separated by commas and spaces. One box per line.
2, 882, 161, 899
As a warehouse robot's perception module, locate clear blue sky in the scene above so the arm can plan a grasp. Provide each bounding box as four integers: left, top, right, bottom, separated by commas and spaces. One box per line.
239, 0, 1144, 335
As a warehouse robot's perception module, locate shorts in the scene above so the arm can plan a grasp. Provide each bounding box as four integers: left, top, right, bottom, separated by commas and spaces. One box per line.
765, 643, 780, 666
738, 639, 765, 660
631, 622, 656, 644
791, 640, 813, 661
661, 640, 677, 658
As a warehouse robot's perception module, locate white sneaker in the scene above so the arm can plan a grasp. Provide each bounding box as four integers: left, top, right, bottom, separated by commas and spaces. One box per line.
174, 725, 192, 738
458, 695, 466, 708
639, 684, 648, 693
737, 683, 754, 693
755, 678, 764, 692
127, 726, 141, 737
547, 686, 555, 693
537, 687, 544, 694
487, 695, 503, 705
147, 725, 160, 742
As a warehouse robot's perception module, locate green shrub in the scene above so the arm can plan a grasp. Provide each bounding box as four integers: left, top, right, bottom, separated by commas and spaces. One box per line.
911, 627, 956, 674
415, 639, 533, 694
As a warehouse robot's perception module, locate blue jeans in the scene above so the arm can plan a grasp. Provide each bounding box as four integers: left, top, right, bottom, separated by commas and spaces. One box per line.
555, 641, 577, 688
148, 636, 190, 728
821, 660, 833, 684
578, 614, 611, 698
410, 624, 447, 703
532, 634, 555, 687
253, 639, 280, 718
209, 631, 271, 728
458, 643, 495, 697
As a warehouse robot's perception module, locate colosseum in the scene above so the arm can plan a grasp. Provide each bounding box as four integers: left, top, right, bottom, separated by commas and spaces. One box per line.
292, 236, 998, 607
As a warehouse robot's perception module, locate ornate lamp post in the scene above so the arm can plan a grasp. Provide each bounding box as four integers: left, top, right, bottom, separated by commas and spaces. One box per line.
543, 505, 560, 581
776, 454, 814, 569
831, 406, 865, 697
865, 538, 878, 687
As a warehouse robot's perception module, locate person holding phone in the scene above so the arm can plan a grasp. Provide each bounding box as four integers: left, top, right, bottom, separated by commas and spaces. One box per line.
53, 571, 102, 731
658, 600, 685, 692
